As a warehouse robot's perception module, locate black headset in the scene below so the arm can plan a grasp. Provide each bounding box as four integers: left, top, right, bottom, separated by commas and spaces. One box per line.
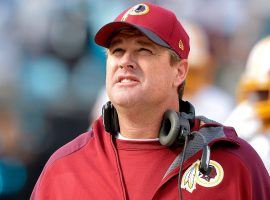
102, 100, 195, 146
102, 100, 210, 172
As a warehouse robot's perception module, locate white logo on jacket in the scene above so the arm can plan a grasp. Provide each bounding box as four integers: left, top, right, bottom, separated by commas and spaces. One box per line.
181, 160, 224, 193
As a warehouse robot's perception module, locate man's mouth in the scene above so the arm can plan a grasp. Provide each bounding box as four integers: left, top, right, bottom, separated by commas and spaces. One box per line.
120, 78, 137, 83
117, 75, 139, 84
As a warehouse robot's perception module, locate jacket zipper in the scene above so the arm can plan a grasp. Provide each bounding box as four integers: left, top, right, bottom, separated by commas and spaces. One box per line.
110, 135, 128, 200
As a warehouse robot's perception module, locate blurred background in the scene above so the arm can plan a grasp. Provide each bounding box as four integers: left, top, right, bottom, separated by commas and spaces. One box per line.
0, 0, 269, 199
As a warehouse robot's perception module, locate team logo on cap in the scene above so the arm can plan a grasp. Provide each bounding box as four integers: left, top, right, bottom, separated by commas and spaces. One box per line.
121, 4, 150, 21
181, 160, 224, 193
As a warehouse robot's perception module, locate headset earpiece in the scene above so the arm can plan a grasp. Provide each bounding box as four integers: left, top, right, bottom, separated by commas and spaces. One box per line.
159, 110, 181, 146
159, 110, 191, 146
159, 100, 195, 146
102, 101, 119, 133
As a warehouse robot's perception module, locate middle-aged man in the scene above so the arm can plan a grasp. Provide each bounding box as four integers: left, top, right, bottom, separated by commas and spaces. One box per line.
31, 2, 270, 200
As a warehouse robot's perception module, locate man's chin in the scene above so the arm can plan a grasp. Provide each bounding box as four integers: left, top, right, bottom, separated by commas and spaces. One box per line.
110, 94, 139, 109
113, 99, 136, 108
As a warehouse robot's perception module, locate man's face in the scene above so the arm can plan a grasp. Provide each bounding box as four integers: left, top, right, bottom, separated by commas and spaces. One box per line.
106, 31, 184, 109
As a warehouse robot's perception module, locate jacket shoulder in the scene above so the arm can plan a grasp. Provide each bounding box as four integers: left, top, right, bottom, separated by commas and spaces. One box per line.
45, 130, 94, 168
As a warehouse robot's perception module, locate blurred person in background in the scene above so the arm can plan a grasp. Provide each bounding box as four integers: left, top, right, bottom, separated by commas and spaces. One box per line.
225, 36, 270, 174
31, 2, 269, 200
182, 21, 234, 122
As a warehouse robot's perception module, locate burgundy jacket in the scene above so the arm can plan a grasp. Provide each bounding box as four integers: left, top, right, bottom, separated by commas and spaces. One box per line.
31, 117, 270, 200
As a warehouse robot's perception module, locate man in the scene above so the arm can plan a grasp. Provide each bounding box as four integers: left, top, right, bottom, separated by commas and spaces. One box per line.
225, 36, 270, 174
31, 3, 270, 200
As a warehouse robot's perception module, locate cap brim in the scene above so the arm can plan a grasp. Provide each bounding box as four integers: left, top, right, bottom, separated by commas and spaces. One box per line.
94, 21, 170, 49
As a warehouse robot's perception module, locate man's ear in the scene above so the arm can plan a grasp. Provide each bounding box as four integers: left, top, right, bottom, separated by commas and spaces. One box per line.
173, 59, 189, 88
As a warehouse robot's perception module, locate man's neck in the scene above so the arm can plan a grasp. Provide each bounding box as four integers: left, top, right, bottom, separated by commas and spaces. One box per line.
116, 103, 179, 139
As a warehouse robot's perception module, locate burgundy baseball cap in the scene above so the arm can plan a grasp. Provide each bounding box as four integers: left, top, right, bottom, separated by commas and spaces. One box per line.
94, 2, 190, 59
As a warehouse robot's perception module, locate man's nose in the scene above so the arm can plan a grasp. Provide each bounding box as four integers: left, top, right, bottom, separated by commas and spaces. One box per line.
119, 52, 136, 70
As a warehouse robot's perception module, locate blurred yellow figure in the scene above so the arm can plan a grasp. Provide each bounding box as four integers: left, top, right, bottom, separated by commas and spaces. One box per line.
183, 21, 213, 98
182, 22, 234, 122
225, 36, 270, 173
237, 36, 270, 130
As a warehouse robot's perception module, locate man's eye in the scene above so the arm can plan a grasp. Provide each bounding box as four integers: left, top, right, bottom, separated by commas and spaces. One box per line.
139, 48, 153, 54
112, 48, 124, 54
